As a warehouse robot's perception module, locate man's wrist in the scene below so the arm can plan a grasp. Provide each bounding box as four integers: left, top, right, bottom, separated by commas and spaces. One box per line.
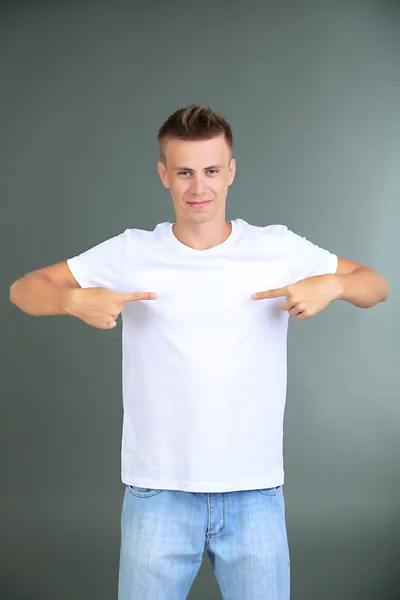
60, 288, 78, 316
328, 273, 345, 301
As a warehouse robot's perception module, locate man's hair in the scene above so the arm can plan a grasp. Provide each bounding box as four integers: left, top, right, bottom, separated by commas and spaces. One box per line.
157, 104, 233, 166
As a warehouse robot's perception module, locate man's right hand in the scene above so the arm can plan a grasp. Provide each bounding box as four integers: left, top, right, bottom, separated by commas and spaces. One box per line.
63, 287, 157, 329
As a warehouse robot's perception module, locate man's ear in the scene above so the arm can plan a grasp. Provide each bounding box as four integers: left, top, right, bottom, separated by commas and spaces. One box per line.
228, 157, 236, 185
157, 161, 170, 189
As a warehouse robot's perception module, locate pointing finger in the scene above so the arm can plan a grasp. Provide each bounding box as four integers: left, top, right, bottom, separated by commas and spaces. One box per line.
251, 287, 288, 300
120, 291, 158, 302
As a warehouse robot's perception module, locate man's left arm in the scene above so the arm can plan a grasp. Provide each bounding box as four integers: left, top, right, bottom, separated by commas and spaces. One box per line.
333, 257, 389, 308
251, 257, 389, 319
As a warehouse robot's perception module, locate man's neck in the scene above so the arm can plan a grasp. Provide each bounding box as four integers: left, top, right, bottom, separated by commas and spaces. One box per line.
172, 220, 232, 251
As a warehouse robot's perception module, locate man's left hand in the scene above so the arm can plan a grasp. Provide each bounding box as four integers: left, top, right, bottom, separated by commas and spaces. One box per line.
251, 274, 342, 320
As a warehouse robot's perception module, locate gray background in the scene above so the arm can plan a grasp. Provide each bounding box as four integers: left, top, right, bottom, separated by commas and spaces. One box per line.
2, 1, 399, 598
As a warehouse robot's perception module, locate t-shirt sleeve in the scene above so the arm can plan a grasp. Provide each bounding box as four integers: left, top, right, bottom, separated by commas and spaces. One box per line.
66, 229, 129, 292
284, 227, 338, 284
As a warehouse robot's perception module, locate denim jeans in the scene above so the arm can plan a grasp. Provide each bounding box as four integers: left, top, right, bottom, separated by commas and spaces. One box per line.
118, 483, 290, 599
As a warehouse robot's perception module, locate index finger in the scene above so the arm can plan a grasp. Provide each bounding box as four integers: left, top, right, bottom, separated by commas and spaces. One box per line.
120, 291, 158, 302
251, 287, 288, 300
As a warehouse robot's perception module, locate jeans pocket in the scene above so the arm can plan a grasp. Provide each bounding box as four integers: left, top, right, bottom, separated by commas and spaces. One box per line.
256, 485, 282, 496
127, 485, 163, 498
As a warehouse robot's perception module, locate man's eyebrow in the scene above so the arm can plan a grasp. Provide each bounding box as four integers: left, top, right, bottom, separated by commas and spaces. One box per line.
171, 164, 223, 171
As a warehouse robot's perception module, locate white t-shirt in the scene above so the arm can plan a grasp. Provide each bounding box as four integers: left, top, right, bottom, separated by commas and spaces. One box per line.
66, 218, 338, 493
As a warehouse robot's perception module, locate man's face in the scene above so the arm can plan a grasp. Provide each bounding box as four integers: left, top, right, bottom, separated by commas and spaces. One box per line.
157, 134, 236, 225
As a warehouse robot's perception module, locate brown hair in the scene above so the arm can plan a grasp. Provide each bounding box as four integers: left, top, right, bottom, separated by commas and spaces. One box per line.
157, 104, 233, 166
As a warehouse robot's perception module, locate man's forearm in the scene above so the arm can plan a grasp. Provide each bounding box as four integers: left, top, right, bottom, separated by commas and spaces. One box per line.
333, 266, 389, 308
10, 274, 71, 316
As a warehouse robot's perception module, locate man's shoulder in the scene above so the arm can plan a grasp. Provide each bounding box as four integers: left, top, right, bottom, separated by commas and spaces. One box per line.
123, 222, 169, 240
241, 219, 289, 238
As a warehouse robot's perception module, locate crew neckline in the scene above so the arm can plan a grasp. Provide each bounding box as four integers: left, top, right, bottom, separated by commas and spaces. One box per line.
164, 219, 242, 254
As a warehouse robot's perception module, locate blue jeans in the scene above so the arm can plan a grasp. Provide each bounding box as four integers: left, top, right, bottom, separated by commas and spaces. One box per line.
118, 484, 290, 599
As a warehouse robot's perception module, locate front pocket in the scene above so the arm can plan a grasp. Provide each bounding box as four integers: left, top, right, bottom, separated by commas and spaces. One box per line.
256, 485, 282, 496
127, 485, 163, 498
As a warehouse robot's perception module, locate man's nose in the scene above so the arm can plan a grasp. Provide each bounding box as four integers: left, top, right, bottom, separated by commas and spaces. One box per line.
191, 175, 206, 195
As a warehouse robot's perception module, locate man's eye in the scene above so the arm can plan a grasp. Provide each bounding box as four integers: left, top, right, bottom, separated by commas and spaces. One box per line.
177, 169, 219, 176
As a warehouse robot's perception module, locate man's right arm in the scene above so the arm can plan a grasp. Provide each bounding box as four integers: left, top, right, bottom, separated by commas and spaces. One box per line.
9, 261, 80, 316
9, 260, 157, 329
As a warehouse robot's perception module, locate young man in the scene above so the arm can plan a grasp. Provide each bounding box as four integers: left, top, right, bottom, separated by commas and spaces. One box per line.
10, 104, 388, 600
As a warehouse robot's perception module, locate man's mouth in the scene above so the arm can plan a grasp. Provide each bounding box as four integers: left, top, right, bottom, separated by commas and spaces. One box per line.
187, 200, 213, 207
